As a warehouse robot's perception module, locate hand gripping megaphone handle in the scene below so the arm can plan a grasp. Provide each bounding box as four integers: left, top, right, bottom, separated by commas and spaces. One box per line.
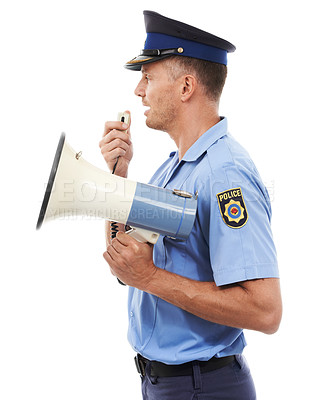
114, 226, 159, 286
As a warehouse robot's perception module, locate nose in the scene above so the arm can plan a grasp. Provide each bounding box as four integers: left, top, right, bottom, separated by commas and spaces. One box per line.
134, 77, 146, 98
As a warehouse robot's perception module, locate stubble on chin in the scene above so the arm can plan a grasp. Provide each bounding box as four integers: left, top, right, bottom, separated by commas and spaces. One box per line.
145, 103, 178, 132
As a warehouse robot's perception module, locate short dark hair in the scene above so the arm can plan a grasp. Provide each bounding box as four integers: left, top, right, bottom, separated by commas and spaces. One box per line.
164, 56, 227, 103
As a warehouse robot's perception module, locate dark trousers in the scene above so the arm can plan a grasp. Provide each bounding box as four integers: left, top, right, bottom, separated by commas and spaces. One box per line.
141, 355, 256, 400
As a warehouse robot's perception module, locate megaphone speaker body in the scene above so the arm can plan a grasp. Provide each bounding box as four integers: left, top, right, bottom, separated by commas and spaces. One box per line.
37, 134, 197, 244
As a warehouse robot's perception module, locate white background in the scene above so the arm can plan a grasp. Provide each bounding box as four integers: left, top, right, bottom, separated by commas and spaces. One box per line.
0, 0, 312, 398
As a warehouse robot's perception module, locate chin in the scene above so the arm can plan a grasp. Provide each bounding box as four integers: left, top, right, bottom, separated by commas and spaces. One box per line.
145, 115, 154, 128
145, 112, 168, 132
146, 117, 157, 130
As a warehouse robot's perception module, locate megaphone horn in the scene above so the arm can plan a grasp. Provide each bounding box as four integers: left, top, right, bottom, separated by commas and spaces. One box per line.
36, 133, 197, 244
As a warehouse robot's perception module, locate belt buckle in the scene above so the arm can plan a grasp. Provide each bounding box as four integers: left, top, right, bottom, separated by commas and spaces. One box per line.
135, 355, 146, 377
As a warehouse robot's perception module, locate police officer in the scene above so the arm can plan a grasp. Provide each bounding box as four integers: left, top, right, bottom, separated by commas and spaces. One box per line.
100, 10, 282, 400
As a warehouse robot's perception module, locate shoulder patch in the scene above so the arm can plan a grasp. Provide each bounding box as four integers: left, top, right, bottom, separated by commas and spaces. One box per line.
216, 187, 248, 228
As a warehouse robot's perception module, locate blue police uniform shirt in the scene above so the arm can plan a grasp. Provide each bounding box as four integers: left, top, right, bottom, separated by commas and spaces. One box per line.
127, 117, 279, 365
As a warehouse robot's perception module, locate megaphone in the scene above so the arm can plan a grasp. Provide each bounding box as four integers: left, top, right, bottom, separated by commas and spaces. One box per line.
36, 133, 197, 244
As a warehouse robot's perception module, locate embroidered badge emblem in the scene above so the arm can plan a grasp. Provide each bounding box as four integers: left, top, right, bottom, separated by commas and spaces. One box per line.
216, 187, 248, 228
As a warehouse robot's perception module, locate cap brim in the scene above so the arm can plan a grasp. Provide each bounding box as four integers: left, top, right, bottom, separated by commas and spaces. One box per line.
124, 54, 172, 70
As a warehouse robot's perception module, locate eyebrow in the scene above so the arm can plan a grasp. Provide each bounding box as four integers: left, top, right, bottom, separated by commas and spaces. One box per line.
141, 65, 153, 74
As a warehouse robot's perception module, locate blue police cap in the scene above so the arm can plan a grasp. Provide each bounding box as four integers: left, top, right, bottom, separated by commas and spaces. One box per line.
125, 10, 236, 70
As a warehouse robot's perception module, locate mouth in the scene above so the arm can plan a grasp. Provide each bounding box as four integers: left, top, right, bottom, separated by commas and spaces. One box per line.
143, 104, 150, 116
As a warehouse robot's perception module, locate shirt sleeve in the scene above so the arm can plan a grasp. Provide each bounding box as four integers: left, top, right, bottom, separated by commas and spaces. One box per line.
200, 164, 279, 287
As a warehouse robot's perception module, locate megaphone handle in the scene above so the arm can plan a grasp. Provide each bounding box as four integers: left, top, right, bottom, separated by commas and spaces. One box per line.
110, 221, 126, 286
111, 225, 126, 286
110, 221, 119, 239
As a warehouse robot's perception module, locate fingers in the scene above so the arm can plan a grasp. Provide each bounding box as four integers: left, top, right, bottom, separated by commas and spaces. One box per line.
102, 111, 131, 141
99, 130, 131, 149
99, 137, 128, 157
103, 251, 117, 277
103, 110, 131, 137
105, 234, 128, 260
115, 231, 137, 246
111, 234, 128, 253
104, 236, 129, 278
105, 233, 138, 265
103, 120, 129, 136
99, 130, 131, 162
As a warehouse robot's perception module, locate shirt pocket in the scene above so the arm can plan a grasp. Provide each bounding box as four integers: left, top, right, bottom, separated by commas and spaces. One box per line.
163, 237, 187, 277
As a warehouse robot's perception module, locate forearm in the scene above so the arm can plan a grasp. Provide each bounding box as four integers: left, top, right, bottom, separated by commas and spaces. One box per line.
145, 268, 281, 334
104, 232, 282, 334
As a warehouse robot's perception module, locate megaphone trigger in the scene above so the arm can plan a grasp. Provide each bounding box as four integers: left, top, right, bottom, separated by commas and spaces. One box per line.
125, 225, 159, 244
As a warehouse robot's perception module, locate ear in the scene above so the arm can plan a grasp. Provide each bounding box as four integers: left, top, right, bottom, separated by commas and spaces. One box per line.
180, 75, 197, 102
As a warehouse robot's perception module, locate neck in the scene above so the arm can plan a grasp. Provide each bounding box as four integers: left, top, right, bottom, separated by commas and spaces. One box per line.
168, 101, 220, 160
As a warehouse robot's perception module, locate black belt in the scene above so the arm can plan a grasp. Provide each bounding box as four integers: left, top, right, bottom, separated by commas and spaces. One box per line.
134, 354, 235, 377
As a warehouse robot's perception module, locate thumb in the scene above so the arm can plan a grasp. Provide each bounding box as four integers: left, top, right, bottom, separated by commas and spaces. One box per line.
123, 110, 131, 137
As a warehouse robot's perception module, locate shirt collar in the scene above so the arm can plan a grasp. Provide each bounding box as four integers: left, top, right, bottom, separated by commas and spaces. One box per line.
180, 117, 228, 162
